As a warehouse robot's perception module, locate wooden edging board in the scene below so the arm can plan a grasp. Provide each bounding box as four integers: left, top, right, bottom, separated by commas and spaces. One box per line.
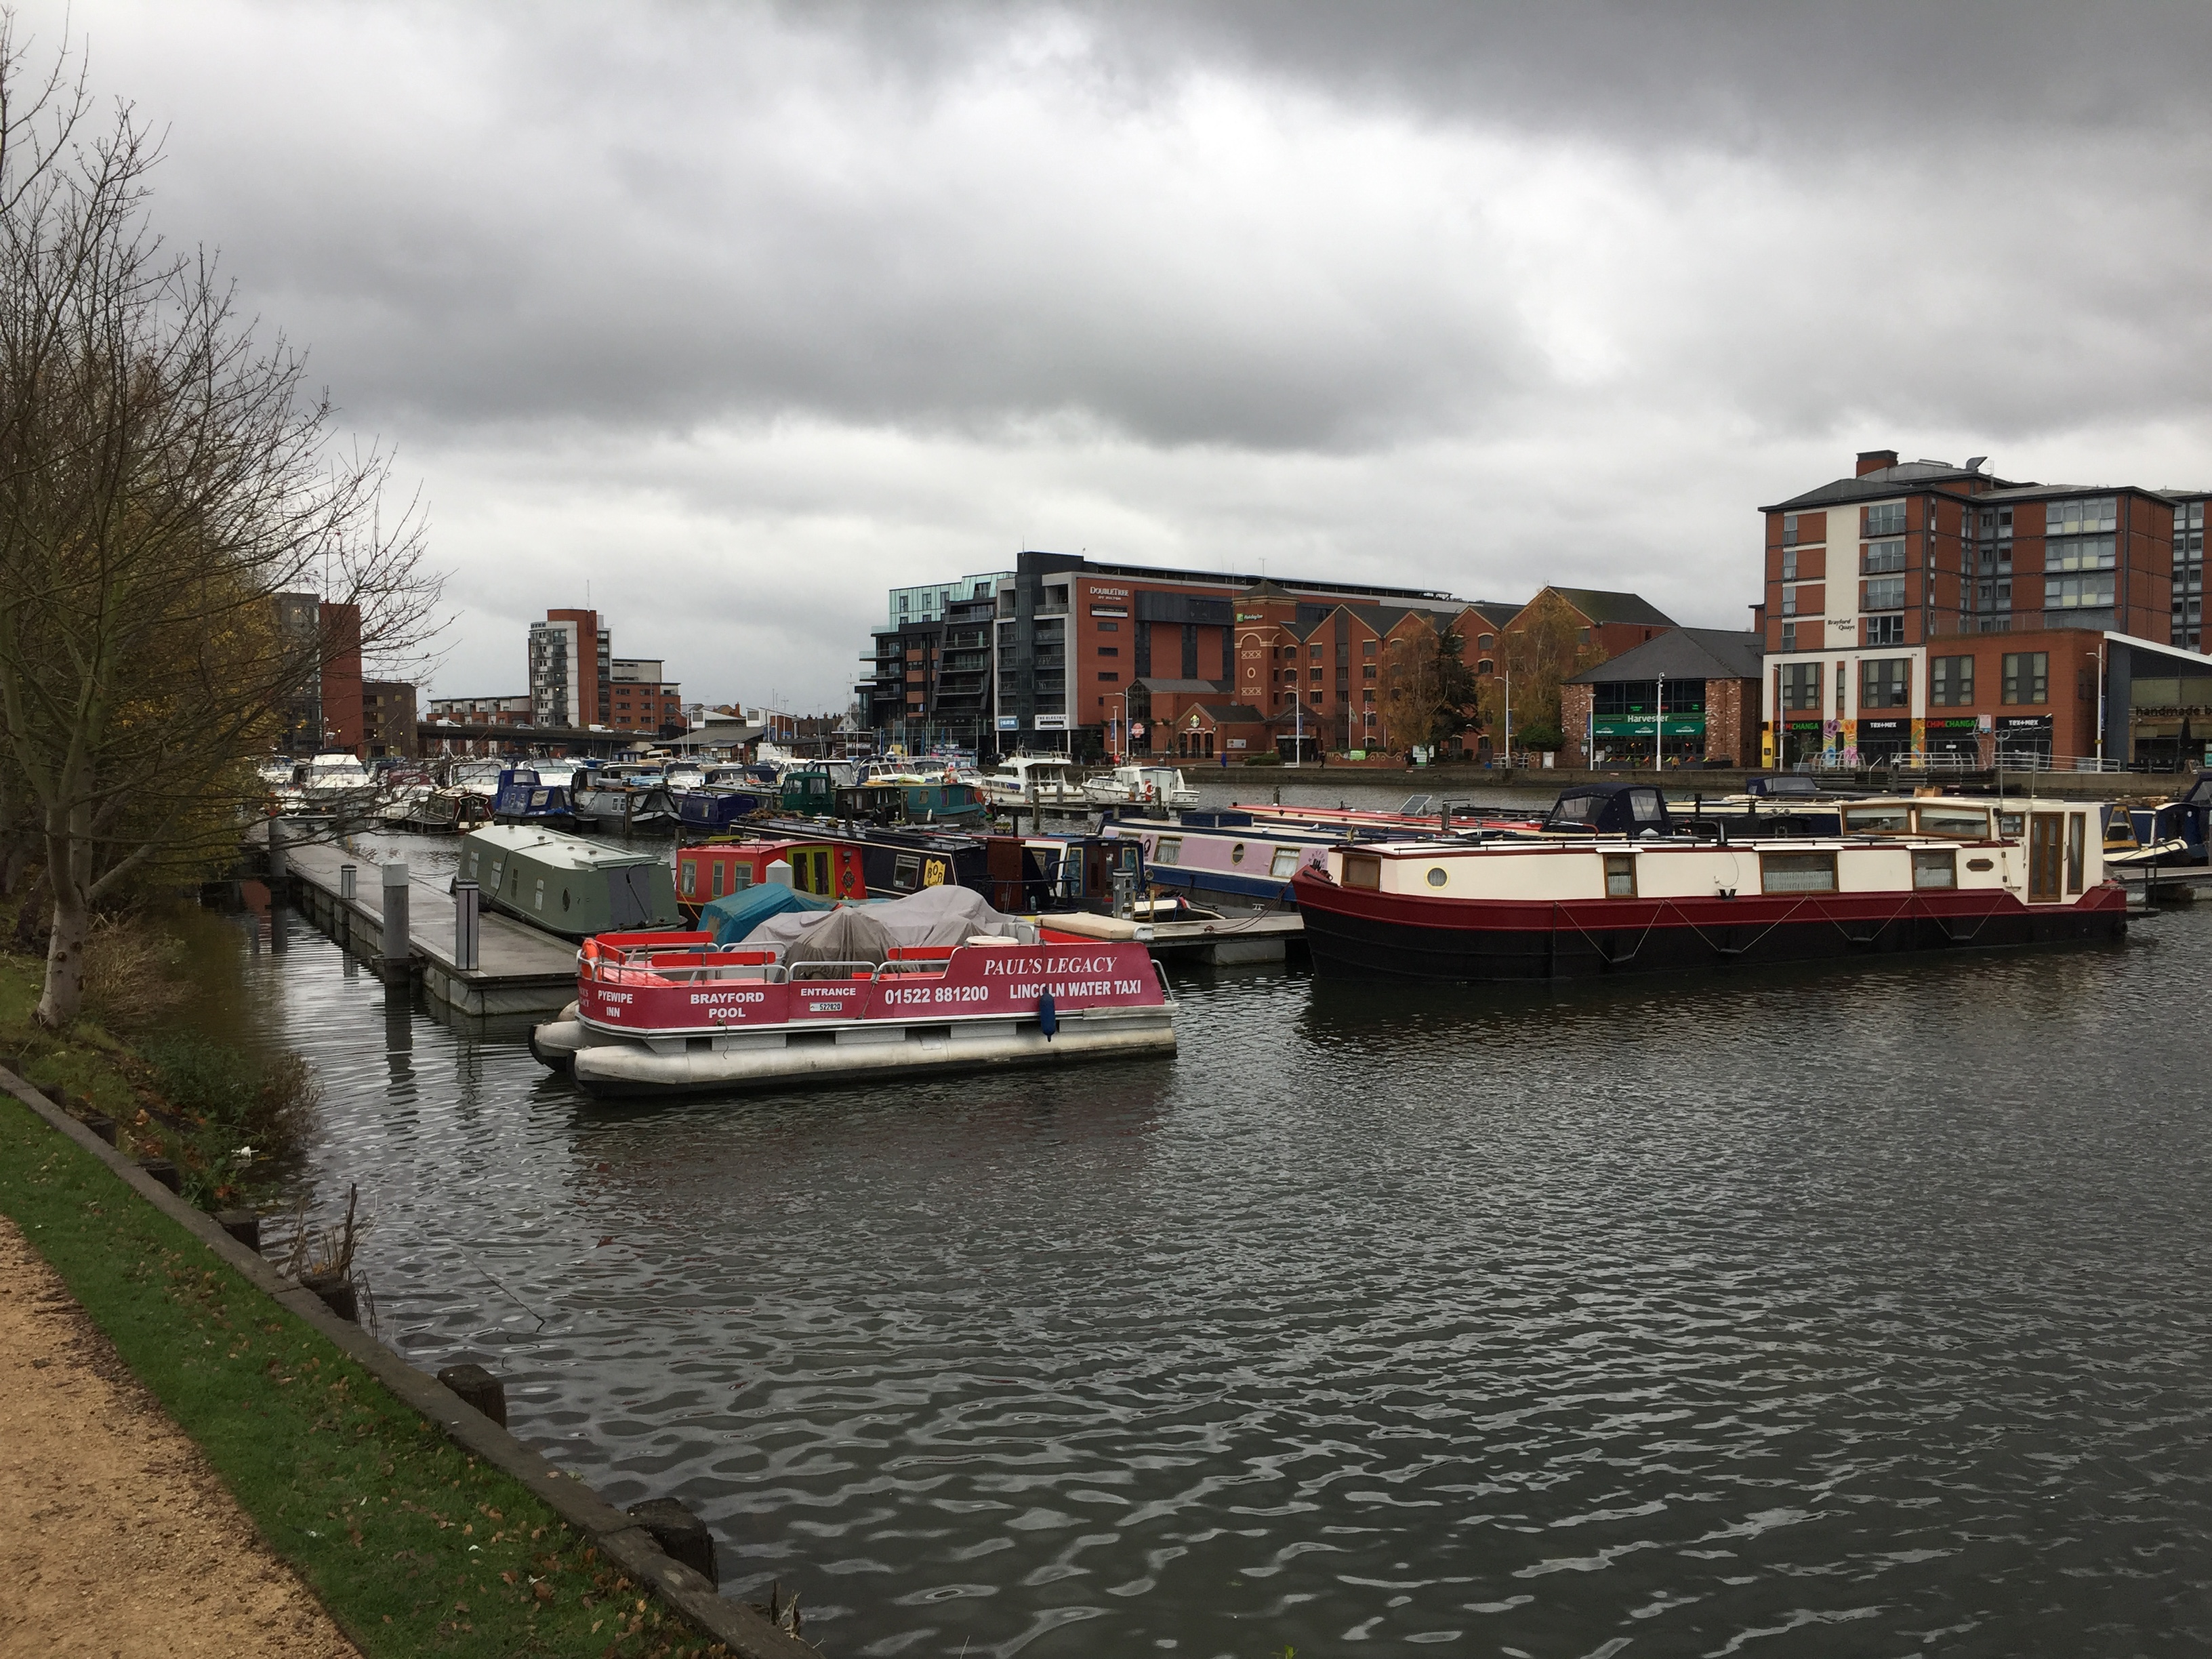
0, 1065, 815, 1659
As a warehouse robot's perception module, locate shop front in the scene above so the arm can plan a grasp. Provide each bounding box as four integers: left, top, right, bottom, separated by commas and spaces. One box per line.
1858, 717, 1912, 765
1591, 712, 1706, 767
2121, 667, 2212, 771
1923, 715, 1986, 764
1995, 714, 2053, 766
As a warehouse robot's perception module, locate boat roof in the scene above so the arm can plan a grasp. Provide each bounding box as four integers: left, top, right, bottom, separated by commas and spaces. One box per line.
462, 824, 667, 867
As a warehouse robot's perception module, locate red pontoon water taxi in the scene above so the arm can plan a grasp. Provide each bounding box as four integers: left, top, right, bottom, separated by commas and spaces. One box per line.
532, 924, 1177, 1097
1291, 781, 2128, 983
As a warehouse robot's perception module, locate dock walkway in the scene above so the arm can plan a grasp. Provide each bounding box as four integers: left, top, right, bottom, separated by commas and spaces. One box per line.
283, 840, 577, 1015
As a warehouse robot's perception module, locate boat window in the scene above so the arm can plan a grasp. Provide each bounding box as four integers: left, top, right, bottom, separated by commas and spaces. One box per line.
733, 862, 753, 890
1996, 811, 2024, 836
1231, 843, 1246, 864
893, 852, 920, 889
533, 878, 546, 910
1549, 793, 1603, 827
487, 859, 504, 893
678, 860, 696, 898
1605, 853, 1636, 897
1344, 853, 1382, 890
467, 850, 480, 880
1629, 790, 1665, 823
1761, 851, 1837, 894
710, 862, 724, 899
1270, 848, 1299, 879
1843, 803, 1912, 834
1153, 837, 1182, 866
2066, 813, 2085, 893
1911, 849, 1957, 889
1914, 806, 1988, 839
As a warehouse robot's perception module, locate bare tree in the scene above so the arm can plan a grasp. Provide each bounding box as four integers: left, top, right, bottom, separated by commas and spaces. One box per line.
0, 19, 441, 1026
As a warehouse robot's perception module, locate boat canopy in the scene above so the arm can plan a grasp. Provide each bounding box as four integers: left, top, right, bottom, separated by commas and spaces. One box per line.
1542, 782, 1674, 836
747, 884, 1022, 964
699, 883, 836, 945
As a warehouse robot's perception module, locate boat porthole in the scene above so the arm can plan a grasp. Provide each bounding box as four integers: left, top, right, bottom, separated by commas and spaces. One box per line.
1231, 843, 1246, 863
1427, 867, 1448, 887
1967, 857, 1994, 871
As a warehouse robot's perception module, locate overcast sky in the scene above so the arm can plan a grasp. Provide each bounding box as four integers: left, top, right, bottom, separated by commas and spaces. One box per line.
35, 1, 2212, 708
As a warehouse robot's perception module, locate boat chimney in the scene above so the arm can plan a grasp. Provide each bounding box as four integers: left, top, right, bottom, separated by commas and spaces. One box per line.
766, 859, 794, 888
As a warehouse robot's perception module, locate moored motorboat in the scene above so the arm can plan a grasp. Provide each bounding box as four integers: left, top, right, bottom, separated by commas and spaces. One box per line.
1292, 781, 2126, 982
981, 755, 1085, 809
1086, 764, 1201, 808
531, 887, 1178, 1096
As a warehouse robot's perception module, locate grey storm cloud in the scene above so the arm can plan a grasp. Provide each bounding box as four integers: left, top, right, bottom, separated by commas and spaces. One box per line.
37, 0, 2212, 703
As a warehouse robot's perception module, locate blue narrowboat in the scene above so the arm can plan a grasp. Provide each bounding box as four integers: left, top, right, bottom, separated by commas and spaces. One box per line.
674, 785, 772, 833
493, 766, 582, 830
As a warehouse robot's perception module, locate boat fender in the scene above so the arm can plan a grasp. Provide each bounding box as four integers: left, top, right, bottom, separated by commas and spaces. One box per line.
1038, 991, 1057, 1040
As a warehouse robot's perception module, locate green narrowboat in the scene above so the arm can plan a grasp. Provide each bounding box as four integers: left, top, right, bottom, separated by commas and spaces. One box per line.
457, 825, 681, 938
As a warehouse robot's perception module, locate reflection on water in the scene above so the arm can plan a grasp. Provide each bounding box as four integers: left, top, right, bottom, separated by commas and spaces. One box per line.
222, 857, 2212, 1656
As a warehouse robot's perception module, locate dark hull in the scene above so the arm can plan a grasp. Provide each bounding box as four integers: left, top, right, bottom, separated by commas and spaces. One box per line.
1296, 884, 2129, 983
674, 791, 769, 832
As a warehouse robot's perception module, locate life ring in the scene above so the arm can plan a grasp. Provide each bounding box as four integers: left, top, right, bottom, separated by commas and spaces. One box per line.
1145, 783, 1158, 802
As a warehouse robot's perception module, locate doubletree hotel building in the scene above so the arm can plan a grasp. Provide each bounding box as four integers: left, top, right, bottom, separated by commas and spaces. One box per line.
1757, 449, 2212, 770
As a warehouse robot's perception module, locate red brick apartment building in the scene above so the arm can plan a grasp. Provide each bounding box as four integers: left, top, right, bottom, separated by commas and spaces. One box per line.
1759, 449, 2211, 769
988, 550, 1677, 759
273, 592, 365, 756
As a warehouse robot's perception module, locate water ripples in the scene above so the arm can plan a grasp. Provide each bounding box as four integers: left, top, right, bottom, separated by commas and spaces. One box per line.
222, 883, 2212, 1655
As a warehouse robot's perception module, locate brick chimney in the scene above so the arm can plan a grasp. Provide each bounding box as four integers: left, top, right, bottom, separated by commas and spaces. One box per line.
1856, 448, 1898, 476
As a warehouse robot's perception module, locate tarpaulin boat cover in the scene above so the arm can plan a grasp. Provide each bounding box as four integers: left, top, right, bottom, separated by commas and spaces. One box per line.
748, 884, 1020, 964
701, 883, 834, 945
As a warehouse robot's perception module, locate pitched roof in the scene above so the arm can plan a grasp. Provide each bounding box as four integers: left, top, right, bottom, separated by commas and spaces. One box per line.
1132, 677, 1227, 694
1465, 600, 1522, 629
1761, 458, 2013, 512
1180, 702, 1267, 723
1543, 587, 1677, 628
1568, 627, 1765, 685
1237, 579, 1297, 598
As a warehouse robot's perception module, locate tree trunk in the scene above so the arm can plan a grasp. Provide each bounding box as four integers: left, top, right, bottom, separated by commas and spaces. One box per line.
37, 877, 88, 1027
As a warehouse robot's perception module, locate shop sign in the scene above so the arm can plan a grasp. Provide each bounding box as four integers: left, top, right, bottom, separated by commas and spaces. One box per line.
1036, 716, 1068, 731
1593, 715, 1706, 736
996, 716, 1019, 731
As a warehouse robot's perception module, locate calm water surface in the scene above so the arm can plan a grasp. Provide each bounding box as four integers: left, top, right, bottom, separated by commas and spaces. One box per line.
216, 848, 2212, 1657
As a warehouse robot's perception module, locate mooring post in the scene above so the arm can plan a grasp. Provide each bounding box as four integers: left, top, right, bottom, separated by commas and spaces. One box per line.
340, 862, 356, 901
380, 860, 411, 984
267, 817, 288, 884
453, 879, 480, 971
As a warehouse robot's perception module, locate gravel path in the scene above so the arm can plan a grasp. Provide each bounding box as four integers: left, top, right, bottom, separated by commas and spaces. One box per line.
0, 1212, 359, 1657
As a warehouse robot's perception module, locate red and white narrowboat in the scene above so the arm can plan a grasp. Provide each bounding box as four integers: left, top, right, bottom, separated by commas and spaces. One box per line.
532, 928, 1177, 1097
1290, 782, 2127, 983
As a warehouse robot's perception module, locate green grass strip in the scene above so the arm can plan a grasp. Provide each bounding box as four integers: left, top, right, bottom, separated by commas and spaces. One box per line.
0, 1090, 732, 1658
